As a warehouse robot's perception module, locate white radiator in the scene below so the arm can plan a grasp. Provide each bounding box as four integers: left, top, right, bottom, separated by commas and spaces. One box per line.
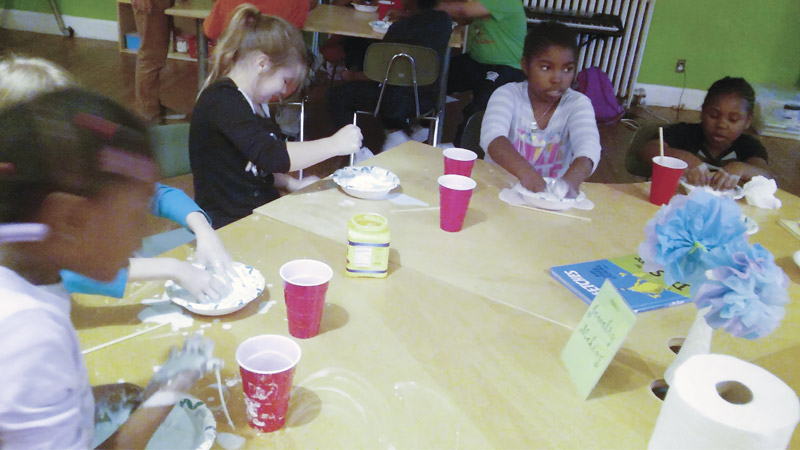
523, 0, 656, 107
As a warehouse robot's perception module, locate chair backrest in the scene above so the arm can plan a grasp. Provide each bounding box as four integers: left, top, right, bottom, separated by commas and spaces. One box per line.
625, 122, 662, 178
363, 43, 439, 88
461, 110, 486, 159
149, 123, 191, 178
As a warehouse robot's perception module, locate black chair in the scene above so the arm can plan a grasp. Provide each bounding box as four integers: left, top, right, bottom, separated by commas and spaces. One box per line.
624, 122, 662, 178
353, 42, 441, 147
460, 110, 486, 159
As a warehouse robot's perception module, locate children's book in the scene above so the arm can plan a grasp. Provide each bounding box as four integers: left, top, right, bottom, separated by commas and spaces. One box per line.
549, 254, 691, 313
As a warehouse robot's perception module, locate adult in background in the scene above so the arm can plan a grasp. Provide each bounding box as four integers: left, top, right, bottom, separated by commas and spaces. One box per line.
132, 0, 180, 124
438, 0, 527, 146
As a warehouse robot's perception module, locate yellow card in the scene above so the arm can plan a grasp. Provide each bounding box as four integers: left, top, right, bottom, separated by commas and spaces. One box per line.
561, 279, 637, 398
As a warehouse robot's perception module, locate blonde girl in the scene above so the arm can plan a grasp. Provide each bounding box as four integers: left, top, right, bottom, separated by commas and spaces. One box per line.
190, 4, 362, 228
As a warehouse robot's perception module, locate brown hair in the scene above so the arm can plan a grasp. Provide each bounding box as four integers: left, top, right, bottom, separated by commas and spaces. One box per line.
0, 88, 153, 223
200, 4, 308, 93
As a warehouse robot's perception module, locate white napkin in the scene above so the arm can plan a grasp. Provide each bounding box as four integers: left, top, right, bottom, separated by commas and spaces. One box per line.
499, 186, 594, 211
741, 176, 782, 209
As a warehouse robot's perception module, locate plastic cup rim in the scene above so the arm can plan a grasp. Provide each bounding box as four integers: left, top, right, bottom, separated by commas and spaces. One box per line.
236, 334, 302, 375
443, 148, 478, 162
651, 156, 688, 170
438, 174, 477, 190
279, 259, 333, 286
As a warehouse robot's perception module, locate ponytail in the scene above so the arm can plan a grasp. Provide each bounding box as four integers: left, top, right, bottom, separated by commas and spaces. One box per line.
200, 4, 307, 93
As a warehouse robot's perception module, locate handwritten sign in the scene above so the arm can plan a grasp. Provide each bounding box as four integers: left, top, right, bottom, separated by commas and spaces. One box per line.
561, 279, 637, 398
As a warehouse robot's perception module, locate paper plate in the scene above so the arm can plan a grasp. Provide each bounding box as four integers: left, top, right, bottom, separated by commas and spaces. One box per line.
353, 3, 378, 12
512, 178, 590, 211
148, 395, 216, 450
742, 215, 759, 235
165, 262, 265, 316
93, 389, 216, 450
369, 20, 391, 33
333, 165, 400, 200
680, 179, 744, 200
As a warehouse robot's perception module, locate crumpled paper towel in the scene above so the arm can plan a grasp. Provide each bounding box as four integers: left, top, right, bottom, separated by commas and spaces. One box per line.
742, 176, 781, 209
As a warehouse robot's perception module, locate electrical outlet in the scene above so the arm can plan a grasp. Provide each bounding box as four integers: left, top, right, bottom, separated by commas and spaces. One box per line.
675, 59, 686, 73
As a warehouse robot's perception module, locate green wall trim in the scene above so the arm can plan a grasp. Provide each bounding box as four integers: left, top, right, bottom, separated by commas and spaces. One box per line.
3, 0, 117, 22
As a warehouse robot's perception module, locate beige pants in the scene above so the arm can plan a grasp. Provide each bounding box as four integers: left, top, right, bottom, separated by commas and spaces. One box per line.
133, 0, 175, 124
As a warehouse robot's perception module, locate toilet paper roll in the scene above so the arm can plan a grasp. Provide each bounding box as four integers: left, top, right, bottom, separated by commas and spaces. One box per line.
649, 354, 799, 450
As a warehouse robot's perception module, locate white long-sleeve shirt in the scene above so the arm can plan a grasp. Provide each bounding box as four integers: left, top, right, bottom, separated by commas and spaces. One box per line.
0, 266, 94, 450
480, 83, 601, 179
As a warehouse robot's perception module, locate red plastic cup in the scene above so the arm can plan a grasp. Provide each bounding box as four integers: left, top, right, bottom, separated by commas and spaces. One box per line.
377, 0, 394, 20
279, 259, 333, 339
235, 335, 301, 432
438, 174, 477, 232
650, 156, 688, 205
443, 148, 478, 177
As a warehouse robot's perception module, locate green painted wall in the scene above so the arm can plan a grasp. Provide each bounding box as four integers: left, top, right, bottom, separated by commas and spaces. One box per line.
6, 0, 800, 90
639, 0, 800, 90
3, 0, 116, 21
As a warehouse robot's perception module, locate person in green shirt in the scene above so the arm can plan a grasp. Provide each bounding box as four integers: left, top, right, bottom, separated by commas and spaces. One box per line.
438, 0, 527, 146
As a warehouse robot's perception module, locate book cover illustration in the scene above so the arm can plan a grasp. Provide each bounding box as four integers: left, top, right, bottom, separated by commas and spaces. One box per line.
549, 254, 691, 313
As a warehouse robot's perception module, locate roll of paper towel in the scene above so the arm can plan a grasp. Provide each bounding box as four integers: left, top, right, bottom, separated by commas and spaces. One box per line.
649, 354, 799, 449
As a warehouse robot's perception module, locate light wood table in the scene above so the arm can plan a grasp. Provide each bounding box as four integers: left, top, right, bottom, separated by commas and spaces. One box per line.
76, 142, 800, 447
74, 215, 800, 448
304, 4, 465, 49
256, 142, 800, 325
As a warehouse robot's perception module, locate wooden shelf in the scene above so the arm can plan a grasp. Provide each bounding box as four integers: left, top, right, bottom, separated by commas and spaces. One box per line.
116, 0, 200, 62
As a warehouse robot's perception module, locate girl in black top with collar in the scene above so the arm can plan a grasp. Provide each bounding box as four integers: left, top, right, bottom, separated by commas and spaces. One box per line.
638, 77, 773, 191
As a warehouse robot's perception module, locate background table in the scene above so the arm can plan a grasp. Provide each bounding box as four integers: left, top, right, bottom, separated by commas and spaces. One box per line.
76, 142, 800, 448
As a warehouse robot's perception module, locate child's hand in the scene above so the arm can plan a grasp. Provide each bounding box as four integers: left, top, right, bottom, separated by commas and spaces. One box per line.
143, 334, 222, 407
331, 124, 363, 156
518, 168, 547, 193
194, 231, 234, 280
173, 260, 231, 303
554, 177, 583, 199
289, 175, 321, 191
709, 170, 740, 191
684, 164, 711, 186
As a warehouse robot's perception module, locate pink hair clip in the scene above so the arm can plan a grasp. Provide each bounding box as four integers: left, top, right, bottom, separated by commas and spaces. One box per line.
98, 146, 158, 183
73, 113, 120, 141
0, 162, 15, 175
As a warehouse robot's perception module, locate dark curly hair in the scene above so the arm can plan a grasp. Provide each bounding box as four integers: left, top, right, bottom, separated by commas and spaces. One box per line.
523, 21, 579, 62
703, 77, 756, 115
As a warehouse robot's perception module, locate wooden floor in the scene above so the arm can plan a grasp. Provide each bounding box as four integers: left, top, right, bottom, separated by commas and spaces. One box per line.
2, 28, 798, 197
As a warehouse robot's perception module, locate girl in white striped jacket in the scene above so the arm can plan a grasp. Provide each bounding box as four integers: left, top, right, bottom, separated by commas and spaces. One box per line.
480, 22, 601, 198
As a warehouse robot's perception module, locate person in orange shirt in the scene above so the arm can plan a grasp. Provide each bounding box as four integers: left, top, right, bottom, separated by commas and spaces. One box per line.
203, 0, 316, 40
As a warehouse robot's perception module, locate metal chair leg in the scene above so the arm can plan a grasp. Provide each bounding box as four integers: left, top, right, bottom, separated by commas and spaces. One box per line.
48, 0, 74, 37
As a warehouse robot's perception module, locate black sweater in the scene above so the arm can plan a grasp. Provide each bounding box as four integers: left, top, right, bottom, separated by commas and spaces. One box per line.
189, 78, 291, 228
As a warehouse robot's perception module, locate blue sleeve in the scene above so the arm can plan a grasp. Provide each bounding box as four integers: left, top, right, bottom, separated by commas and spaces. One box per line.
150, 183, 212, 229
60, 268, 128, 298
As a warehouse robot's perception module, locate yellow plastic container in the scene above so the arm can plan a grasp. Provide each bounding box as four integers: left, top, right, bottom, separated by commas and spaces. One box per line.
346, 213, 390, 278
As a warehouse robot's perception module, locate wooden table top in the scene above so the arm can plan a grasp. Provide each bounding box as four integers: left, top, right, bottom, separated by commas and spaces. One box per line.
255, 142, 800, 325
304, 4, 465, 47
134, 1, 465, 48
164, 0, 213, 19
76, 143, 800, 448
